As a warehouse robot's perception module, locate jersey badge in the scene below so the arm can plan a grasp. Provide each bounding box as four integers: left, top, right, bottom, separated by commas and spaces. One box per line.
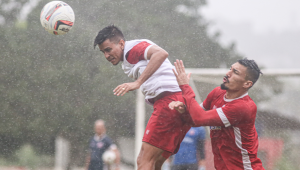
97, 142, 104, 148
189, 129, 195, 135
210, 126, 221, 130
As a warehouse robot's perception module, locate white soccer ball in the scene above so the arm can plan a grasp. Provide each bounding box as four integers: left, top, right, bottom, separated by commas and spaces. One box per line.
102, 150, 116, 164
40, 1, 75, 35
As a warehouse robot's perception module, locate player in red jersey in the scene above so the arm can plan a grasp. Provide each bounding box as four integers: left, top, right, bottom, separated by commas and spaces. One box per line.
94, 26, 191, 170
169, 59, 265, 170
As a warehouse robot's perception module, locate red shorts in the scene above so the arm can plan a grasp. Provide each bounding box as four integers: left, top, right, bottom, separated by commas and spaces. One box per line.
142, 92, 192, 157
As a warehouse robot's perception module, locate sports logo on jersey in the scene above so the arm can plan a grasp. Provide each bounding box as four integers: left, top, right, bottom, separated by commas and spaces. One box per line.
189, 129, 195, 135
210, 126, 221, 130
210, 104, 225, 130
97, 142, 104, 148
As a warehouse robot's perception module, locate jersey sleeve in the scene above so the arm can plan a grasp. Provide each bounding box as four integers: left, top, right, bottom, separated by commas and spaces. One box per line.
88, 137, 93, 151
109, 144, 117, 149
101, 137, 113, 152
216, 101, 249, 127
126, 41, 153, 64
106, 137, 114, 146
201, 87, 218, 110
180, 84, 224, 127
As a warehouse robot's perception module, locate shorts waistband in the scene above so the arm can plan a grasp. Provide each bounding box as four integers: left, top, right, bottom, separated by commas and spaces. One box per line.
150, 91, 181, 104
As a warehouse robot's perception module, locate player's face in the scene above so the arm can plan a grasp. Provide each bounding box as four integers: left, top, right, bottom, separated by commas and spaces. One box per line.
98, 39, 124, 65
221, 62, 251, 91
95, 123, 106, 136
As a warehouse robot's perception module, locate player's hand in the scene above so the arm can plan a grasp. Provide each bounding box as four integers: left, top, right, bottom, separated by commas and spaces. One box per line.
113, 82, 140, 96
169, 101, 186, 113
172, 59, 191, 85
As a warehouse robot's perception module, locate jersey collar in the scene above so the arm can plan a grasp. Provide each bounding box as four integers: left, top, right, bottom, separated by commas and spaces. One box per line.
94, 134, 106, 141
223, 92, 248, 102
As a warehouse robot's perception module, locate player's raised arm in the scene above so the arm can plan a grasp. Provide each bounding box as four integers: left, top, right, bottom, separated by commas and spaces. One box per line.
171, 60, 223, 127
113, 45, 168, 96
172, 59, 191, 85
136, 45, 169, 85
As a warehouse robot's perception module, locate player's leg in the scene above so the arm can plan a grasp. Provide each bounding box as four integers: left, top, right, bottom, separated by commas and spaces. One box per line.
171, 164, 186, 170
154, 151, 171, 170
187, 163, 198, 170
172, 164, 199, 170
137, 142, 166, 170
139, 92, 191, 170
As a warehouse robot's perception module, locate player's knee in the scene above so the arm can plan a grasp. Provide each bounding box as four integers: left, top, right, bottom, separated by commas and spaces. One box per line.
137, 151, 156, 167
136, 153, 142, 166
154, 159, 165, 170
137, 156, 156, 169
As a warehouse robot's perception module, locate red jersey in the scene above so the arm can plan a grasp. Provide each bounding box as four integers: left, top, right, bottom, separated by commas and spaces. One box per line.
181, 85, 264, 170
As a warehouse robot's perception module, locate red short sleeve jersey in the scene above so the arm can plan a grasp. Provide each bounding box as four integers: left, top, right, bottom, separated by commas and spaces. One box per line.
201, 86, 264, 170
125, 41, 152, 64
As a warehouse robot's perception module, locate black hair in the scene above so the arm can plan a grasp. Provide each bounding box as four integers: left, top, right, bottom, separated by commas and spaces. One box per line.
238, 58, 263, 87
93, 25, 125, 49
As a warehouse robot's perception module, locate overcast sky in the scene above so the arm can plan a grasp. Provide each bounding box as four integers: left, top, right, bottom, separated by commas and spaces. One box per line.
201, 0, 300, 69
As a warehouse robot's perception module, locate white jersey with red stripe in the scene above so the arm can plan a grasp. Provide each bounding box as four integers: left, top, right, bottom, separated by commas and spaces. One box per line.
122, 39, 181, 105
201, 86, 264, 170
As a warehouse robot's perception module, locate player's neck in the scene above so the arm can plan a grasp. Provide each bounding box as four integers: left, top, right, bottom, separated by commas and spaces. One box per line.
95, 133, 106, 138
225, 90, 248, 99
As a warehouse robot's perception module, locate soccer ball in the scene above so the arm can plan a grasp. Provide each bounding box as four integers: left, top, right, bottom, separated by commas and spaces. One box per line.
102, 150, 116, 164
40, 1, 75, 35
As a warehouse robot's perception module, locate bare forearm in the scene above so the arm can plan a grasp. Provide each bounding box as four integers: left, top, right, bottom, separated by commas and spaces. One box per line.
135, 50, 168, 85
115, 150, 121, 164
85, 155, 90, 170
114, 149, 121, 169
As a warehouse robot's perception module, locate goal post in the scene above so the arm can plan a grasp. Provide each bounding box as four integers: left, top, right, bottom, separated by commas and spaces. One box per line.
134, 89, 145, 169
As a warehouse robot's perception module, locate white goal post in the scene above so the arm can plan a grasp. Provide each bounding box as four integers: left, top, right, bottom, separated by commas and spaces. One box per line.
134, 68, 300, 169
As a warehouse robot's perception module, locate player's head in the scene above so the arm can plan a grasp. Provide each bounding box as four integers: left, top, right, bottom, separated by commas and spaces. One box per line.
94, 119, 106, 136
221, 58, 262, 91
94, 25, 125, 65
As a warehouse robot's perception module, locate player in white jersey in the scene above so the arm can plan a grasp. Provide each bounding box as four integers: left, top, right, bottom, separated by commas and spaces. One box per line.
94, 25, 192, 170
169, 59, 265, 170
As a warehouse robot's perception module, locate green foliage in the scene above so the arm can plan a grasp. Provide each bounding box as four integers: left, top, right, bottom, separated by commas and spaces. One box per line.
0, 144, 53, 169
275, 156, 298, 170
15, 144, 46, 169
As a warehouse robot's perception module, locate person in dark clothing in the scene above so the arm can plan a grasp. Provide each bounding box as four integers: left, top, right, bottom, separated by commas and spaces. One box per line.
172, 127, 206, 170
85, 119, 120, 170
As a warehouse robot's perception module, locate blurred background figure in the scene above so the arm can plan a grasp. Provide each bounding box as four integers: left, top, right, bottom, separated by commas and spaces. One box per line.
171, 127, 206, 170
85, 119, 121, 170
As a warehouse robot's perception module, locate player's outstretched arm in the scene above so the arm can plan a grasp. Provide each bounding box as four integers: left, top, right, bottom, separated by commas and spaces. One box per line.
113, 82, 140, 96
113, 45, 168, 96
136, 45, 168, 84
172, 60, 223, 126
172, 59, 191, 85
180, 85, 224, 126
